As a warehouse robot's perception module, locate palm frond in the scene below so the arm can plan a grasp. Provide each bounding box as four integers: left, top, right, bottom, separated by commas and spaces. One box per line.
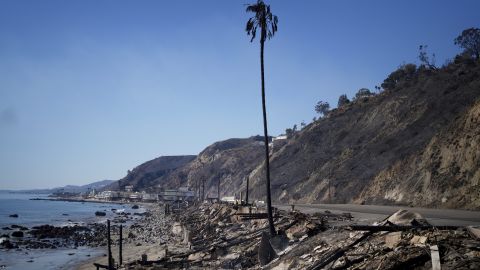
246, 18, 254, 32
245, 0, 277, 42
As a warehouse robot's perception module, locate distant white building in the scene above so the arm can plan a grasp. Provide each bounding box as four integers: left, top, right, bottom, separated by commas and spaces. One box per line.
269, 135, 288, 149
129, 192, 142, 201
178, 187, 194, 200
159, 188, 194, 201
160, 190, 178, 201
141, 192, 158, 202
125, 185, 134, 192
96, 191, 120, 200
272, 135, 287, 141
88, 189, 97, 198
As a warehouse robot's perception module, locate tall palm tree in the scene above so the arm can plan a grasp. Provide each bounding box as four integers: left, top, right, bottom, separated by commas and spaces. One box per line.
245, 0, 278, 236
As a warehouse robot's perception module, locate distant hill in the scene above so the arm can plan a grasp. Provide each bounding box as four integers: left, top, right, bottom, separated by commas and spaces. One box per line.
106, 58, 480, 210
103, 155, 197, 192
6, 179, 115, 194
54, 179, 116, 193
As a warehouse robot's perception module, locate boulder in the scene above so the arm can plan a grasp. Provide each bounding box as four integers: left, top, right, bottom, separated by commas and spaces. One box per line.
11, 231, 24, 237
0, 239, 16, 249
9, 214, 18, 218
387, 210, 425, 226
95, 211, 106, 216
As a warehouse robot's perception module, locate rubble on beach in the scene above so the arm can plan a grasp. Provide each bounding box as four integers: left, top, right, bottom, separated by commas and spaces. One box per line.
117, 203, 480, 270
0, 206, 145, 251
2, 201, 479, 269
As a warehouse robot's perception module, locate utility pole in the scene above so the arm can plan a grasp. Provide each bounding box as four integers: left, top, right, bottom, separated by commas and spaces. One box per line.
245, 176, 249, 205
107, 220, 113, 270
119, 225, 123, 266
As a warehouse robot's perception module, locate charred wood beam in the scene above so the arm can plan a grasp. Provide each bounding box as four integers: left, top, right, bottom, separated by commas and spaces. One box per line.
331, 255, 368, 270
93, 263, 110, 270
308, 232, 373, 270
170, 219, 292, 259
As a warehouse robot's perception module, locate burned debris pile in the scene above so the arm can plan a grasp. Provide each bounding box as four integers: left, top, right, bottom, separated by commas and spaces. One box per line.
121, 203, 479, 270
268, 209, 480, 270
120, 202, 328, 269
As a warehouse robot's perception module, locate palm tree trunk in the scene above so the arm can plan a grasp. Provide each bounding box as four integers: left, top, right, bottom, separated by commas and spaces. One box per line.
260, 39, 276, 236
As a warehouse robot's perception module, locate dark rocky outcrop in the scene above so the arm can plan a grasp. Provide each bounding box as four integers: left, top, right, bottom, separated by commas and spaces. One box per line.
95, 211, 106, 216
0, 240, 17, 249
11, 231, 24, 237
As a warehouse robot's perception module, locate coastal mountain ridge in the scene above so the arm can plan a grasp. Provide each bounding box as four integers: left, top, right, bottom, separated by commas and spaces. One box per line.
2, 179, 115, 194
110, 58, 480, 210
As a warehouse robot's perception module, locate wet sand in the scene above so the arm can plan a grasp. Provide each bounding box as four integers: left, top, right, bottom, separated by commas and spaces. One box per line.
76, 243, 167, 270
0, 246, 103, 270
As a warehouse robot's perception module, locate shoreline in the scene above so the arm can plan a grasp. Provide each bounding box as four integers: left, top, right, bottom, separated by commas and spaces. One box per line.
75, 203, 168, 270
30, 197, 158, 211
1, 195, 155, 269
30, 197, 137, 205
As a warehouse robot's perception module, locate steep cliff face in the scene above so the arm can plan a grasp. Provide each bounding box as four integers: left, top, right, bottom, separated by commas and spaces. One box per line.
246, 61, 480, 209
359, 99, 480, 209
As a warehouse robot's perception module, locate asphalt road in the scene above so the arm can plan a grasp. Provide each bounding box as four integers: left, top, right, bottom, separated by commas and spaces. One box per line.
275, 203, 480, 226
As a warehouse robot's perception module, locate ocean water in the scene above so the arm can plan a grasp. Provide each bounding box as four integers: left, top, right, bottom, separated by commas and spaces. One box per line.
0, 192, 143, 269
0, 192, 135, 228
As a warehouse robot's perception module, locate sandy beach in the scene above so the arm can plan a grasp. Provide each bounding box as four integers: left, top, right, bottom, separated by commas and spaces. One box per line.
76, 202, 181, 269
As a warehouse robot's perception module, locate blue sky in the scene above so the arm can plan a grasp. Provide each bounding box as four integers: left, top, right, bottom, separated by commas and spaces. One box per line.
0, 0, 479, 189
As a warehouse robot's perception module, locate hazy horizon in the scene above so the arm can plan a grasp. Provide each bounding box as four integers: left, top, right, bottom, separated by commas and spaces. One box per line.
1, 0, 479, 189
